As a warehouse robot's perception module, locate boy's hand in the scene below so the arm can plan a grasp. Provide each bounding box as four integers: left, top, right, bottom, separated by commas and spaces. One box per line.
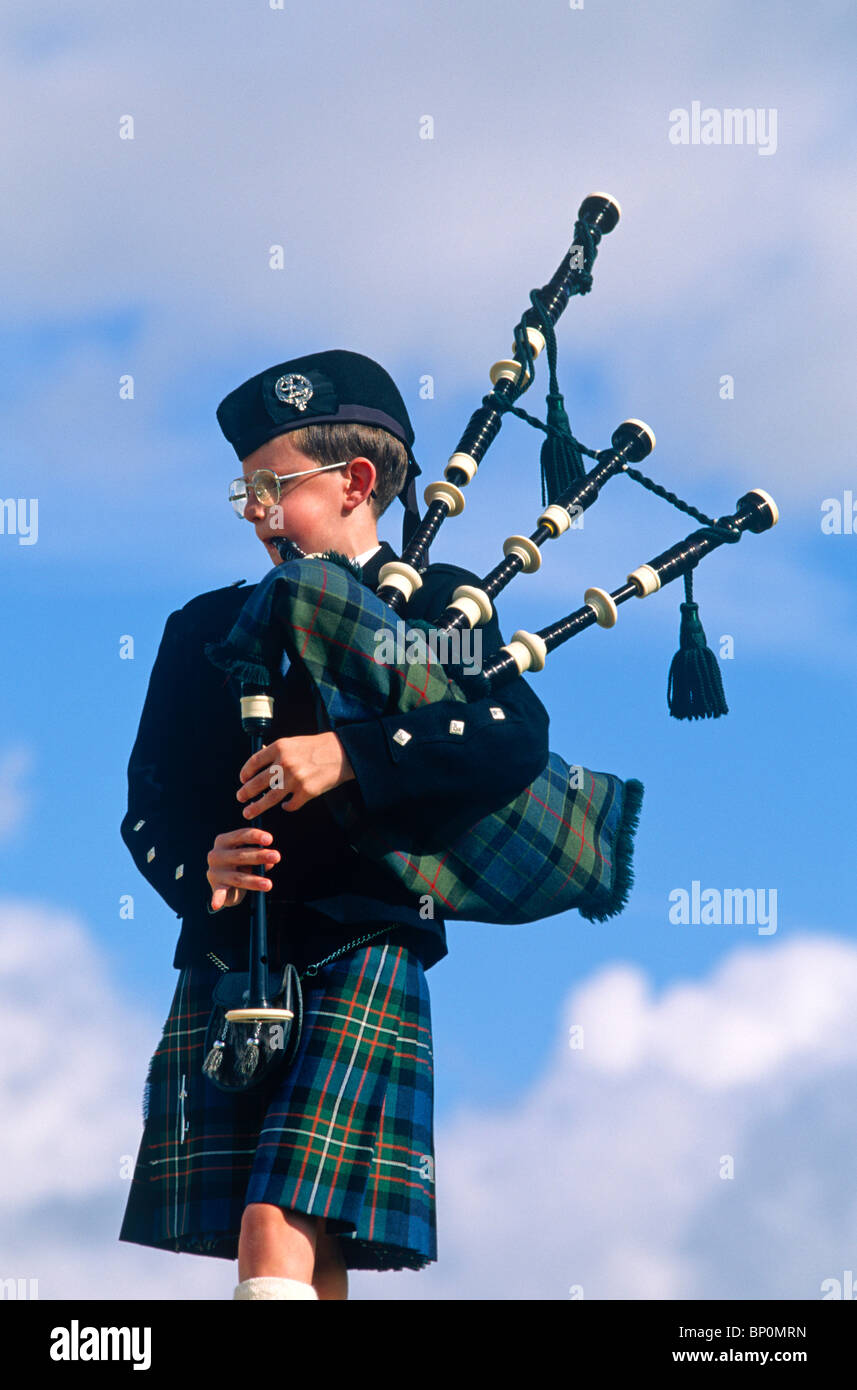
206, 828, 280, 911
236, 732, 355, 818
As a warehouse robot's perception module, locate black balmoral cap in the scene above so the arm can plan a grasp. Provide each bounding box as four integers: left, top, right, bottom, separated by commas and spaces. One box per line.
216, 349, 423, 547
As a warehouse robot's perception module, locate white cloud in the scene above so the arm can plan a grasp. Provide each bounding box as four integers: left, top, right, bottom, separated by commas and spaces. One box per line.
0, 901, 226, 1299
2, 0, 854, 515
2, 902, 855, 1301
2, 0, 853, 687
351, 933, 857, 1300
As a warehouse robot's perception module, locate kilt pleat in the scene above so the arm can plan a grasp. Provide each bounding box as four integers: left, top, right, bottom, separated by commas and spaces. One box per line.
119, 936, 436, 1272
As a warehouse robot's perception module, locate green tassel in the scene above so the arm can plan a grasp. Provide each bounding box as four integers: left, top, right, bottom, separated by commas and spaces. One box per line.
529, 289, 587, 506
540, 392, 588, 504
667, 571, 728, 720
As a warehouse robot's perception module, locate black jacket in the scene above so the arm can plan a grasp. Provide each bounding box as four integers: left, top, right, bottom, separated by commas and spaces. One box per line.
120, 541, 550, 973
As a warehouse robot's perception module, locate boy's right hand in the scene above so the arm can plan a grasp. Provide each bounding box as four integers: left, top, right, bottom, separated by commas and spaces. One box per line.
206, 828, 280, 912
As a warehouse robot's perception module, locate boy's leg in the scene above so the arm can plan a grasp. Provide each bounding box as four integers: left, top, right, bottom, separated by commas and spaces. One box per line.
312, 1219, 349, 1301
238, 1204, 348, 1300
238, 1201, 317, 1282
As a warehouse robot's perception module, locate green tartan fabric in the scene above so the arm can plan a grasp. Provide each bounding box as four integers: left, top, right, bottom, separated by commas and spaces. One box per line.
119, 933, 436, 1271
205, 554, 643, 924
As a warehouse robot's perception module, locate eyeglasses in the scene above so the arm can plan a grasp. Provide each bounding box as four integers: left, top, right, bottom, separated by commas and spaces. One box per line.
228, 461, 353, 518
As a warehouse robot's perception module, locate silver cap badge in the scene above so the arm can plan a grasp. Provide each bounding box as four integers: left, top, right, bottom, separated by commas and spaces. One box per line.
274, 373, 314, 411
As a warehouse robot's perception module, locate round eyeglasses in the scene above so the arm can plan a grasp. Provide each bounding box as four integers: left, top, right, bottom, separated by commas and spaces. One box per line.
228, 461, 352, 518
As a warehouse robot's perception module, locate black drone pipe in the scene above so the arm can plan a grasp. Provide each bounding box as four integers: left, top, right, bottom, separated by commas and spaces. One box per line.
466, 488, 779, 693
375, 192, 621, 614
433, 418, 655, 636
237, 692, 275, 1013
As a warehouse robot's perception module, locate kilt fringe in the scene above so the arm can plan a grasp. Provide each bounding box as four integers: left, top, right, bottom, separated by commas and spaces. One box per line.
578, 776, 645, 922
141, 1049, 156, 1126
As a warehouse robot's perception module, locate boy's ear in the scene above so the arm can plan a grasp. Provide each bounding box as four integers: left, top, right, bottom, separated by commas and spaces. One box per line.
344, 456, 377, 501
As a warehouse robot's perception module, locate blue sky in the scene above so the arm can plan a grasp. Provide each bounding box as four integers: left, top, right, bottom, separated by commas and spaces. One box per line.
1, 0, 856, 1301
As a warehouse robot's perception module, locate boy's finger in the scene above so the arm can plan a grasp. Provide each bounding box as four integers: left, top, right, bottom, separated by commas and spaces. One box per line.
239, 746, 271, 782
219, 828, 273, 847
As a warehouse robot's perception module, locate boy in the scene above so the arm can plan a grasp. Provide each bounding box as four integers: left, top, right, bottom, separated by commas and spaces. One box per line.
118, 349, 549, 1299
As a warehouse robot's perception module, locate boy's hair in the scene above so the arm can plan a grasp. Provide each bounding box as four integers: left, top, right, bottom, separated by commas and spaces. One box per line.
287, 422, 410, 521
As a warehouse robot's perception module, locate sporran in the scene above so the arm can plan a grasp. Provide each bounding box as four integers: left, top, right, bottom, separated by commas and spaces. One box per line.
202, 963, 302, 1093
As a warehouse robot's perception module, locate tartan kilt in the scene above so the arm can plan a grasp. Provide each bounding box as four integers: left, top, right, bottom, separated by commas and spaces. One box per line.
119, 932, 436, 1272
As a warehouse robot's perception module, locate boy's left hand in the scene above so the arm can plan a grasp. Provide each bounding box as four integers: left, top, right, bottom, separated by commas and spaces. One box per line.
236, 732, 355, 817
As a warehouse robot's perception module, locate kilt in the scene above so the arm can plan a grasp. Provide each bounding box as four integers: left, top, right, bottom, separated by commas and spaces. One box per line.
119, 931, 436, 1272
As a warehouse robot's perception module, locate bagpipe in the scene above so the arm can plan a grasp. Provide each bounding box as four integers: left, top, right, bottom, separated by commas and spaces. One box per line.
200, 689, 304, 1091
203, 192, 778, 1061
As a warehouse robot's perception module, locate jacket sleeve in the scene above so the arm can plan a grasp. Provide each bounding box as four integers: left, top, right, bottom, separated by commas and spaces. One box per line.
334, 570, 550, 837
120, 609, 239, 923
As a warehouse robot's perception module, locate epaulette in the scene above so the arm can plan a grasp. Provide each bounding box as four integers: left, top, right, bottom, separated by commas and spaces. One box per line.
179, 578, 257, 619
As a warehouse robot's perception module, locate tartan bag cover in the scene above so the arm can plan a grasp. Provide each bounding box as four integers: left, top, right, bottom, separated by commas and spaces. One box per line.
204, 552, 643, 925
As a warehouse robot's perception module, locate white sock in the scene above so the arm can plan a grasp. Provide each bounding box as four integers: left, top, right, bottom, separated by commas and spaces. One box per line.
233, 1276, 318, 1300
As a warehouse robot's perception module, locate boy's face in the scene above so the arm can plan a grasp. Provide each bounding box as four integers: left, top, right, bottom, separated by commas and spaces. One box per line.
238, 433, 376, 565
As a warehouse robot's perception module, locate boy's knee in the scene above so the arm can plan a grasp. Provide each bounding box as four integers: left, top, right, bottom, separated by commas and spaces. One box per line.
241, 1202, 317, 1237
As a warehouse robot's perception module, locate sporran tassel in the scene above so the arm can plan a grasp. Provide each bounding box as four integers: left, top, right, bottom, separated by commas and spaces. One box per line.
237, 1024, 261, 1079
667, 568, 729, 720
202, 1038, 225, 1079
